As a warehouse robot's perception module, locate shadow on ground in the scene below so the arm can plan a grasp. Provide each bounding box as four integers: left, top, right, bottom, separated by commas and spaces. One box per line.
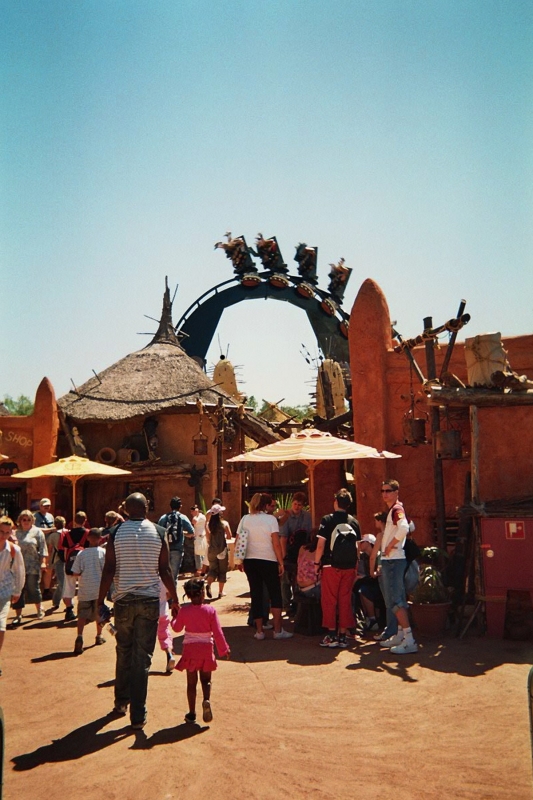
11, 714, 207, 770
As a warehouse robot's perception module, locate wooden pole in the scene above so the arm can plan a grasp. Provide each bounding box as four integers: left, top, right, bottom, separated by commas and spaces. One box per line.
470, 406, 479, 505
70, 476, 80, 522
216, 397, 224, 500
439, 299, 466, 380
424, 316, 447, 549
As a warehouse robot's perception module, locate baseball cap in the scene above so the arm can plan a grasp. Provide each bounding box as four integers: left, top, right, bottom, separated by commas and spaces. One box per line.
360, 534, 376, 545
210, 503, 226, 515
40, 498, 52, 507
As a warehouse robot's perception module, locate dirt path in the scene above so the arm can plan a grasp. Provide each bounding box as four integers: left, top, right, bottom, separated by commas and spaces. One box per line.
2, 570, 532, 800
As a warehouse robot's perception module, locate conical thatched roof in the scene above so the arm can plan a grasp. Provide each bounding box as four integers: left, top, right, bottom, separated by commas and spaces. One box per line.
58, 283, 237, 423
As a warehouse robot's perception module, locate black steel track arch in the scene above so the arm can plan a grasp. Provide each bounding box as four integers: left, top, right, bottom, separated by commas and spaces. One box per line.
175, 273, 349, 365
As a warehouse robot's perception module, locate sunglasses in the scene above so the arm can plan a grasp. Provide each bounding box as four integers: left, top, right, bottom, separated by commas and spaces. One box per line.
381, 489, 395, 494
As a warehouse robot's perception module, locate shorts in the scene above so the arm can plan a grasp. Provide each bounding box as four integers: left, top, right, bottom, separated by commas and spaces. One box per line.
77, 599, 98, 622
62, 573, 78, 600
0, 598, 10, 632
208, 555, 228, 582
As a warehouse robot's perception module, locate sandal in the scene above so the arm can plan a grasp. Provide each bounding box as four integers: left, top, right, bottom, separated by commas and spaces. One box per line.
202, 700, 213, 722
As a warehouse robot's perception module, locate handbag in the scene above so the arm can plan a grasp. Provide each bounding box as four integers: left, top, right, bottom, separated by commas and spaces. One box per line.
234, 524, 249, 563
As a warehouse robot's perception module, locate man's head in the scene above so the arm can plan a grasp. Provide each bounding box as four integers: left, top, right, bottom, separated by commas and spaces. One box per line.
358, 533, 376, 555
291, 492, 307, 513
334, 488, 352, 511
105, 510, 121, 527
40, 498, 52, 512
74, 511, 87, 526
125, 493, 148, 518
54, 516, 66, 530
266, 497, 278, 515
87, 528, 102, 547
169, 496, 182, 511
381, 479, 399, 507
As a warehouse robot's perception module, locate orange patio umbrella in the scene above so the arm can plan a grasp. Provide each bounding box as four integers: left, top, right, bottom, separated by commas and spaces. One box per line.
12, 455, 132, 520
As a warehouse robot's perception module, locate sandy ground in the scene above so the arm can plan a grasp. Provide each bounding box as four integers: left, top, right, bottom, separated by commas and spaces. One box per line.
1, 569, 532, 800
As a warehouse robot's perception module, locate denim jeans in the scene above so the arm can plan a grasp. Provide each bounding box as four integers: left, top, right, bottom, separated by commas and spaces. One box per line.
169, 549, 183, 585
378, 574, 398, 638
114, 594, 159, 725
298, 583, 321, 602
53, 560, 65, 607
381, 559, 408, 616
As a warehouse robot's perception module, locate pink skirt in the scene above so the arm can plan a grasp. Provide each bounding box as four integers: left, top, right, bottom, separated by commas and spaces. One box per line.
177, 641, 217, 673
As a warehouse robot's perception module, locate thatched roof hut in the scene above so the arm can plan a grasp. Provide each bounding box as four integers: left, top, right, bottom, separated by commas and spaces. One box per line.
58, 282, 237, 423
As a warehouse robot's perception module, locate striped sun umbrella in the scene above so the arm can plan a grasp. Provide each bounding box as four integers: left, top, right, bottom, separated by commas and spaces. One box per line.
227, 428, 400, 522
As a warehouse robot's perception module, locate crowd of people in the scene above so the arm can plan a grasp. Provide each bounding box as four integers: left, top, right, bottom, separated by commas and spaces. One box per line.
0, 479, 420, 725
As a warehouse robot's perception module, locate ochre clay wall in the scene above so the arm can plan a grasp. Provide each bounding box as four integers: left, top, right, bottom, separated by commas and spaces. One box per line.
2, 378, 58, 511
348, 279, 533, 543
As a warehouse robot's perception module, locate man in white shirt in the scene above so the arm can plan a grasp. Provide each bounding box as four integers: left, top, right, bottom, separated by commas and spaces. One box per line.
378, 480, 418, 655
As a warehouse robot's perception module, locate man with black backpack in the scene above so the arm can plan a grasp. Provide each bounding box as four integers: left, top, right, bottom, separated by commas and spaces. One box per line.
157, 497, 194, 587
314, 488, 361, 648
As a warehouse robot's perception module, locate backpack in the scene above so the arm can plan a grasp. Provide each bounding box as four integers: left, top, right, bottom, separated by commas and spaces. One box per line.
62, 530, 89, 575
330, 518, 360, 569
166, 511, 183, 548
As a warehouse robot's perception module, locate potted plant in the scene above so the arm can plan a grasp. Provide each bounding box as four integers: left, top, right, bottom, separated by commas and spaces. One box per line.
410, 547, 452, 636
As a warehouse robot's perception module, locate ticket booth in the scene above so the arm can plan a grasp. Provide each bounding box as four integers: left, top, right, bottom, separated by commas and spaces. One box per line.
480, 517, 533, 637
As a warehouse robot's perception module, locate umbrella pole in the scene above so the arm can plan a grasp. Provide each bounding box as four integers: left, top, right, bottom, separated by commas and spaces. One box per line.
307, 462, 316, 526
70, 477, 80, 522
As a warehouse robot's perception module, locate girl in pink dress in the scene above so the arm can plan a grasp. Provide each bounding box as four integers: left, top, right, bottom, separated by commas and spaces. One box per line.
171, 578, 230, 723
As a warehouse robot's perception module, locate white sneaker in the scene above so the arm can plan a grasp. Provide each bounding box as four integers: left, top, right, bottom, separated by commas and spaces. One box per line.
380, 632, 404, 648
391, 640, 418, 655
262, 623, 273, 630
254, 631, 265, 640
273, 629, 293, 640
166, 655, 177, 672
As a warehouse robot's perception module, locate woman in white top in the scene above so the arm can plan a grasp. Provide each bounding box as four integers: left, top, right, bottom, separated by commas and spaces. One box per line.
236, 493, 293, 641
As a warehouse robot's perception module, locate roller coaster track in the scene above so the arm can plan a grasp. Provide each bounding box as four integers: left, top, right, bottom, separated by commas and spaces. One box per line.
175, 272, 350, 364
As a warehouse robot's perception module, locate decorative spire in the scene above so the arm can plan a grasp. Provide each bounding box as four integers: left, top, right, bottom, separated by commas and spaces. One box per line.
149, 277, 181, 347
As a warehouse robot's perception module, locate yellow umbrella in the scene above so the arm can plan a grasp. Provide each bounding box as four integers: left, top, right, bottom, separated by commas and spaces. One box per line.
12, 455, 132, 520
227, 428, 400, 522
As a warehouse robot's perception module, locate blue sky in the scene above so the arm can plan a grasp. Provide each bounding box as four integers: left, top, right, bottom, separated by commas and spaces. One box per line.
2, 1, 532, 408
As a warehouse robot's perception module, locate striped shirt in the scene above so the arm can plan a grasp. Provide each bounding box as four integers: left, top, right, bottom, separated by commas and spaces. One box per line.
112, 518, 164, 601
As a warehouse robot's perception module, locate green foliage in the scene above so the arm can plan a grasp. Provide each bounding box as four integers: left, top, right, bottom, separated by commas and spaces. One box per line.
197, 493, 207, 514
280, 404, 315, 421
258, 401, 315, 421
271, 492, 309, 511
3, 394, 34, 416
412, 548, 450, 604
246, 396, 258, 413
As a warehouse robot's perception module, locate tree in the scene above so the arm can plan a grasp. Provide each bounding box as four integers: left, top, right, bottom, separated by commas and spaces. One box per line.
258, 400, 315, 421
3, 394, 34, 416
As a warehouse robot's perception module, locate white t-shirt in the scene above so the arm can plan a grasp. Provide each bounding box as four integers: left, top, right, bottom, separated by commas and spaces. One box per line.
237, 513, 279, 562
381, 503, 409, 560
192, 513, 206, 538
